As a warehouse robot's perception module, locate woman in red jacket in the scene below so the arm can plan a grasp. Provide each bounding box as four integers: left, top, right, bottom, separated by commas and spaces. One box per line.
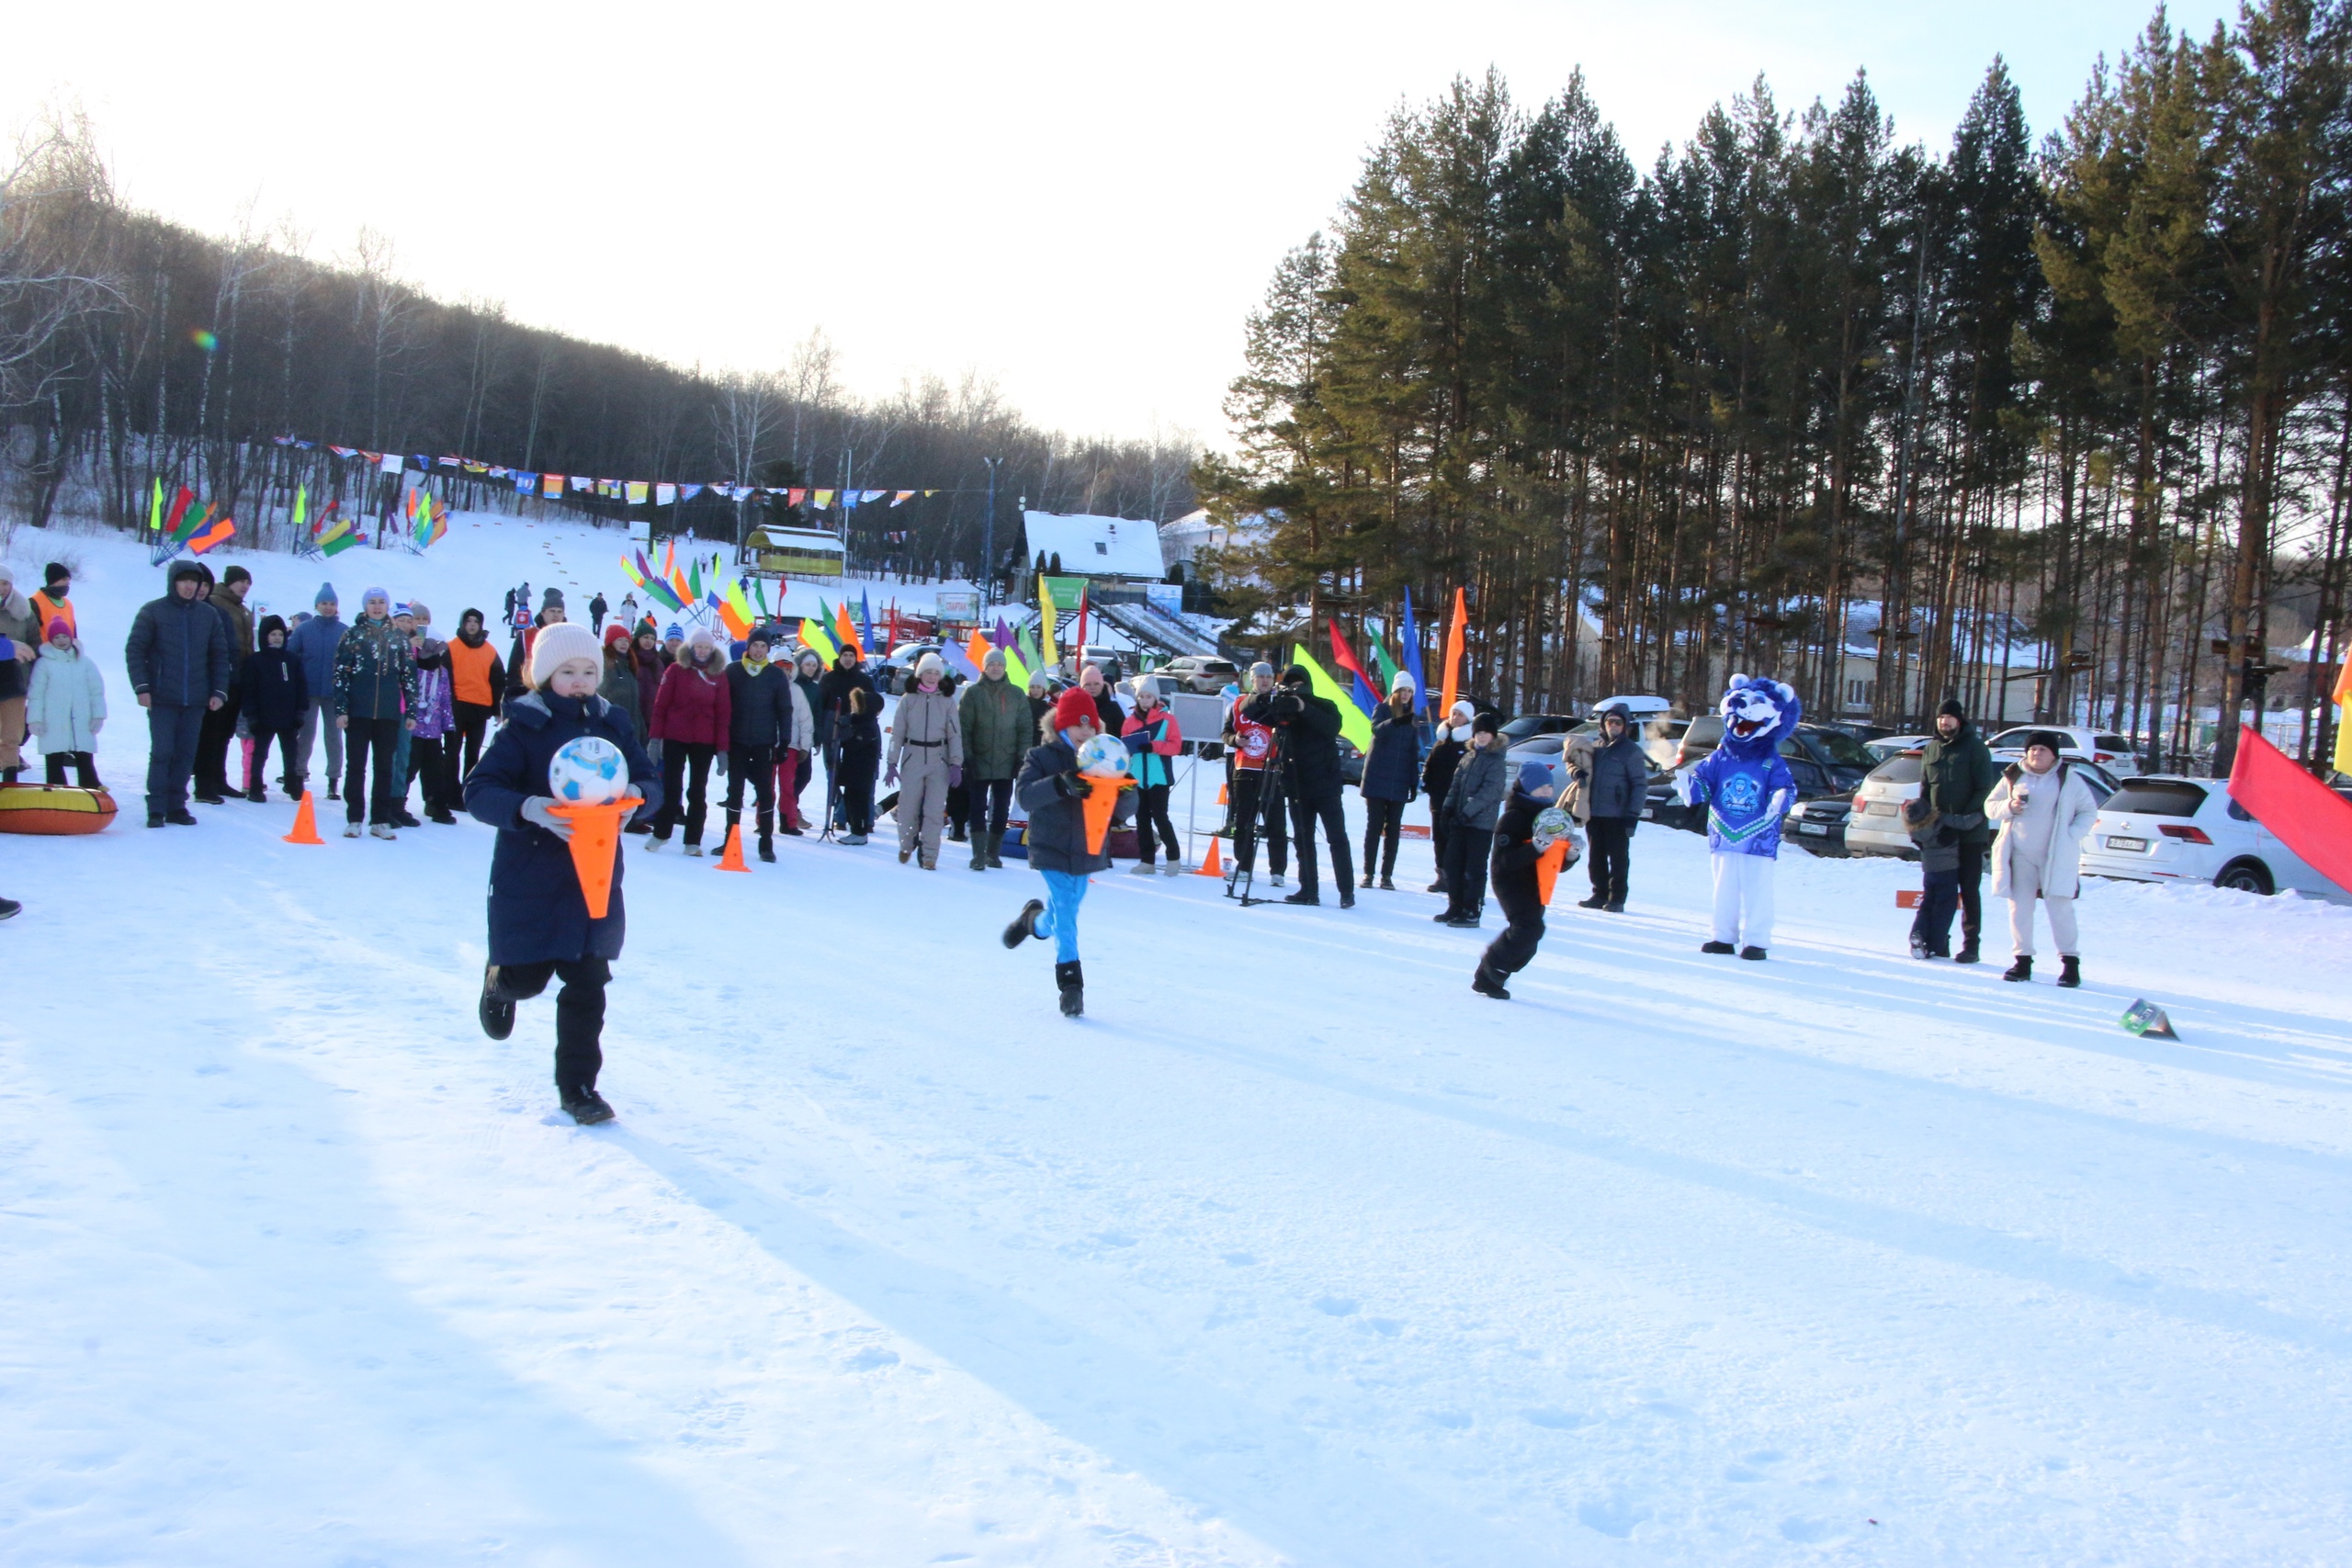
1120, 684, 1184, 874
647, 628, 731, 855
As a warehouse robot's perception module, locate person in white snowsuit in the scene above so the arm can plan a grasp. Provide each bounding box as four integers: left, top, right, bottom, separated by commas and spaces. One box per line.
888, 652, 964, 869
1984, 731, 2100, 987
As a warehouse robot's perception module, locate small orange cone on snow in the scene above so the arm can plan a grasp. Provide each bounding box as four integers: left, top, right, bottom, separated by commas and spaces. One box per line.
713, 820, 752, 873
1194, 837, 1223, 876
1216, 782, 1228, 805
283, 790, 325, 845
549, 795, 642, 918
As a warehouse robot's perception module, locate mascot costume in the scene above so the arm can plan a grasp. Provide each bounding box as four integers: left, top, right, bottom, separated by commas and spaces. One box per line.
1678, 674, 1800, 959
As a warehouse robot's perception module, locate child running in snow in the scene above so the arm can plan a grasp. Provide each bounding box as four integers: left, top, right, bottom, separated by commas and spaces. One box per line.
1002, 687, 1114, 1017
1474, 761, 1571, 999
465, 622, 661, 1125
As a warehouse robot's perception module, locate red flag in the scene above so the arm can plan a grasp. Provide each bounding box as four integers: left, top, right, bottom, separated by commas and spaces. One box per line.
1075, 586, 1089, 652
1327, 618, 1374, 686
164, 485, 194, 536
2228, 725, 2352, 896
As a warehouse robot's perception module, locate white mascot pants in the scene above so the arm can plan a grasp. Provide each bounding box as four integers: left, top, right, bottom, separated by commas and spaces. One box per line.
1710, 851, 1776, 948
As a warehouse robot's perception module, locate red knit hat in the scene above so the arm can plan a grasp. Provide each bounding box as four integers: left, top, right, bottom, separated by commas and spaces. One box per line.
1051, 687, 1101, 734
602, 623, 631, 649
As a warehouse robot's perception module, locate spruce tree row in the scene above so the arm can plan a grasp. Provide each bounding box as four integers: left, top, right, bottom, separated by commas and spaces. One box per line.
1198, 1, 2350, 773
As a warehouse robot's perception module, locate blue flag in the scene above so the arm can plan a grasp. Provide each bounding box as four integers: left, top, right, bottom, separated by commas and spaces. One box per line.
1350, 671, 1381, 718
859, 590, 876, 654
1400, 587, 1429, 709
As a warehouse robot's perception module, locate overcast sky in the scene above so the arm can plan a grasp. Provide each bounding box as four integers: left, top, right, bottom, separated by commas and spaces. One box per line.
7, 1, 2228, 451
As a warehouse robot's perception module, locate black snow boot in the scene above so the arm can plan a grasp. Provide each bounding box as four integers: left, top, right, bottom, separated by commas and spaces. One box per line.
1283, 887, 1321, 906
1953, 942, 1981, 964
1603, 899, 1625, 913
560, 1086, 615, 1125
1471, 962, 1511, 1000
1577, 894, 1608, 909
758, 835, 776, 863
1701, 940, 1736, 955
2002, 955, 2032, 982
1056, 960, 1084, 1017
1002, 898, 1045, 949
2057, 955, 2082, 988
1739, 945, 1767, 961
479, 965, 515, 1041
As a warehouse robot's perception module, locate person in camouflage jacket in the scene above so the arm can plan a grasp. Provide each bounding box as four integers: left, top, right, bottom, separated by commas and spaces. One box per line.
330, 588, 422, 833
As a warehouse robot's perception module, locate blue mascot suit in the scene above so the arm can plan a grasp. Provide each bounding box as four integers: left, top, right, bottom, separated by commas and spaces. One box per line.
1679, 675, 1800, 954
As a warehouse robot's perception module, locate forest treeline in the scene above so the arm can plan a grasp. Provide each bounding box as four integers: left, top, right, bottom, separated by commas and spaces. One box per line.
0, 112, 1196, 581
1196, 0, 2349, 771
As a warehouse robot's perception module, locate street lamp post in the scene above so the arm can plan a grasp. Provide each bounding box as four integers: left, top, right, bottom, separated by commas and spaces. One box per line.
980, 456, 1002, 607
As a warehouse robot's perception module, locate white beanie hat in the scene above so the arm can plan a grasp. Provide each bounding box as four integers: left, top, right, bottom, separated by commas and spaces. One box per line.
529, 621, 602, 688
916, 652, 946, 680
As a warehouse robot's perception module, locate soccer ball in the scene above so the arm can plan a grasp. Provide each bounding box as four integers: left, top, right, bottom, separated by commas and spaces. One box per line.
1074, 733, 1130, 777
548, 736, 628, 806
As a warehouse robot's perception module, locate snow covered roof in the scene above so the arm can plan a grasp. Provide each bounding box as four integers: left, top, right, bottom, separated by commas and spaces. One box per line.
1023, 511, 1168, 580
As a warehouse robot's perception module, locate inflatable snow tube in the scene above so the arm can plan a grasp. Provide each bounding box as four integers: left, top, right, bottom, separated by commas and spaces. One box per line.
0, 783, 119, 835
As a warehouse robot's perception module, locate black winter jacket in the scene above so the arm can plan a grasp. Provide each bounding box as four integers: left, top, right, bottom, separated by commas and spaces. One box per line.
1360, 705, 1422, 802
725, 660, 796, 751
125, 591, 233, 707
1245, 684, 1344, 797
1442, 742, 1509, 829
463, 691, 661, 966
1581, 732, 1648, 819
1920, 723, 1999, 848
238, 646, 311, 733
1016, 736, 1112, 875
1422, 732, 1465, 804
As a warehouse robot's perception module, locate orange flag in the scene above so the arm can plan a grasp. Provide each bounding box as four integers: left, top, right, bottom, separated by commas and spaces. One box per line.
1440, 587, 1468, 718
965, 627, 993, 671
550, 796, 642, 919
833, 601, 865, 660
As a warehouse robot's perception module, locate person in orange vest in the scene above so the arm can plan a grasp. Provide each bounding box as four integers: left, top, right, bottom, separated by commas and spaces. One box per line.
447, 607, 508, 776
29, 563, 74, 639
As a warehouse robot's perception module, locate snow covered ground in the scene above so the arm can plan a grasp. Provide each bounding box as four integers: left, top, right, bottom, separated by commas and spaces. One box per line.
6, 515, 2352, 1564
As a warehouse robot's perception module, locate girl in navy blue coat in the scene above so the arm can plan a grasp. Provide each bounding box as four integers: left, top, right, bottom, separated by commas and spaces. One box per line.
1003, 687, 1114, 1017
464, 622, 661, 1124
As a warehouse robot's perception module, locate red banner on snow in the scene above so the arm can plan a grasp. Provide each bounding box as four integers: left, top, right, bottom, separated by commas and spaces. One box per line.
2227, 726, 2352, 897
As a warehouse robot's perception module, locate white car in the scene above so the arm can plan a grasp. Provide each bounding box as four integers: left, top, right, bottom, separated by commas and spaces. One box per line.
1844, 751, 1925, 859
1866, 733, 1932, 764
2081, 774, 2348, 899
1847, 750, 2120, 859
1984, 727, 2144, 778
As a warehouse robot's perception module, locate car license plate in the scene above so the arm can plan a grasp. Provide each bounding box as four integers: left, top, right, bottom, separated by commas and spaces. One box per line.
1800, 822, 1828, 836
2105, 835, 2148, 852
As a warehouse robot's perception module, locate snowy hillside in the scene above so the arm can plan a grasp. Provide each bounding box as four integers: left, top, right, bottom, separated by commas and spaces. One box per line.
5, 516, 2352, 1563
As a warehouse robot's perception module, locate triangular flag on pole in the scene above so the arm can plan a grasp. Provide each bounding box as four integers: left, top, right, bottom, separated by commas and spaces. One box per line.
1440, 587, 1468, 719
1289, 644, 1375, 752
1401, 587, 1428, 710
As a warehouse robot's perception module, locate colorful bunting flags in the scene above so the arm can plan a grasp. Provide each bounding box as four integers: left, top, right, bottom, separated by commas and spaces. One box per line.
188, 517, 236, 555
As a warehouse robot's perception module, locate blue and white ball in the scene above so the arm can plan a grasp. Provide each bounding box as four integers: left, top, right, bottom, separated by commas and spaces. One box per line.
1074, 733, 1131, 776
548, 736, 628, 806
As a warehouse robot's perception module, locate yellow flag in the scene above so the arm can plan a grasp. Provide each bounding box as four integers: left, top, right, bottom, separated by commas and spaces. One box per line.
1291, 644, 1374, 753
799, 617, 838, 664
1039, 582, 1060, 667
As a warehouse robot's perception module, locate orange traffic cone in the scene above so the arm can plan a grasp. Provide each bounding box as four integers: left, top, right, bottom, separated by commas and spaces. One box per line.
1193, 836, 1223, 876
713, 821, 752, 873
1080, 774, 1132, 854
283, 790, 325, 845
1216, 782, 1228, 805
548, 795, 642, 919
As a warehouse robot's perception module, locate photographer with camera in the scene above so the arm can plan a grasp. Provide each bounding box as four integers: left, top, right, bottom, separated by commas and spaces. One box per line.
1243, 662, 1355, 908
1222, 662, 1289, 889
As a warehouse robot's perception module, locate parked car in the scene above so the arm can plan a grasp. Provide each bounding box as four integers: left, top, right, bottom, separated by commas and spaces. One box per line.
1119, 672, 1186, 705
1501, 713, 1579, 742
879, 642, 946, 694
1783, 795, 1854, 855
1984, 726, 2145, 778
1849, 747, 2121, 860
2081, 774, 2346, 898
1988, 750, 2121, 804
1152, 655, 1242, 694
1866, 733, 1933, 764
1059, 644, 1132, 682
1674, 714, 1724, 769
